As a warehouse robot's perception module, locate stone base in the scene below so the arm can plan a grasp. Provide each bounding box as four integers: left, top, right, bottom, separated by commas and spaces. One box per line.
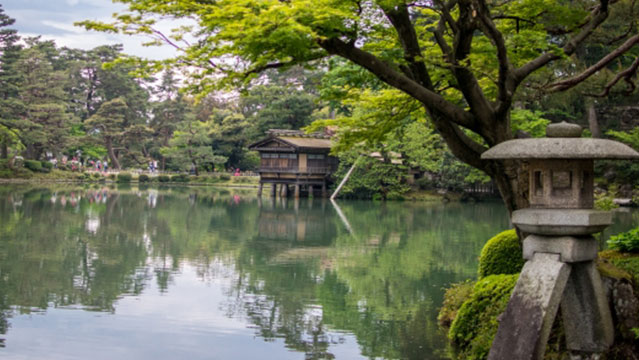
523, 235, 598, 263
489, 253, 614, 360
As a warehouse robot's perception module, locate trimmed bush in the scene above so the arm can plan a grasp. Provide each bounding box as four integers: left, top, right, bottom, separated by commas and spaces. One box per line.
171, 174, 189, 183
138, 174, 150, 182
219, 174, 231, 181
116, 172, 132, 183
448, 274, 519, 360
608, 228, 639, 253
478, 229, 524, 278
158, 175, 170, 183
24, 160, 43, 172
41, 161, 53, 172
108, 174, 116, 180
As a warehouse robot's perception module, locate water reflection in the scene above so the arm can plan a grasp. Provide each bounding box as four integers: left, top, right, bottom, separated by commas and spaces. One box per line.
1, 186, 635, 359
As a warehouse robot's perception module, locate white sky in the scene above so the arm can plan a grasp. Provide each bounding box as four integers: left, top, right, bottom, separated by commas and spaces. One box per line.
2, 0, 179, 60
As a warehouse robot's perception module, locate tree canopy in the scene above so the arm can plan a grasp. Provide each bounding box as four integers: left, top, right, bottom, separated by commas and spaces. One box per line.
79, 0, 639, 211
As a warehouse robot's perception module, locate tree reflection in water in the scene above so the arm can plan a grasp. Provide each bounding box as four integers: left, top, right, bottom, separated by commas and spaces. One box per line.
0, 185, 518, 359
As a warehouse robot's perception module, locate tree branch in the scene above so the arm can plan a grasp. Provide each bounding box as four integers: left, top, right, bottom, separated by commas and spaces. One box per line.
449, 1, 495, 128
547, 33, 639, 92
476, 0, 515, 115
382, 3, 433, 89
317, 37, 476, 130
587, 55, 639, 97
513, 0, 611, 84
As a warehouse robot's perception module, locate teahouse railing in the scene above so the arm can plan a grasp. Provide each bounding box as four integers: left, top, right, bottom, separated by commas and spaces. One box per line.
258, 166, 331, 174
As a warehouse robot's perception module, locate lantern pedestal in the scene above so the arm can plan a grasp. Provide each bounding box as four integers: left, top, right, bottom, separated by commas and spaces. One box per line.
488, 250, 613, 360
488, 213, 614, 360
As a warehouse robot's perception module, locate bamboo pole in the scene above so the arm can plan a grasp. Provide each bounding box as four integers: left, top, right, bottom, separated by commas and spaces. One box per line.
330, 156, 361, 200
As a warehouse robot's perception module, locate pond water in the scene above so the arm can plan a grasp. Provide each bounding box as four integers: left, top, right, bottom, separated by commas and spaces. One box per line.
0, 185, 637, 360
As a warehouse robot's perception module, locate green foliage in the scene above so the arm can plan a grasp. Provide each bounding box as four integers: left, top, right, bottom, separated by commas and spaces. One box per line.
478, 229, 524, 279
158, 175, 170, 183
218, 174, 231, 181
138, 174, 149, 182
594, 190, 619, 211
116, 172, 132, 183
333, 154, 410, 200
170, 174, 189, 183
41, 161, 53, 172
608, 228, 639, 253
510, 109, 551, 138
24, 160, 43, 172
448, 274, 519, 360
438, 280, 475, 329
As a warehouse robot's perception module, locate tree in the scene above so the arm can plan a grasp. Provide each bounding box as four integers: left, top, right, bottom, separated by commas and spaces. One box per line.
85, 98, 129, 169
79, 0, 639, 212
0, 5, 21, 159
14, 42, 76, 160
160, 117, 226, 175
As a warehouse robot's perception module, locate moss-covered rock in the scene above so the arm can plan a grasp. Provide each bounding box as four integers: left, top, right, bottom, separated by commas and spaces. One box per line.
448, 274, 518, 360
438, 280, 475, 329
478, 229, 524, 278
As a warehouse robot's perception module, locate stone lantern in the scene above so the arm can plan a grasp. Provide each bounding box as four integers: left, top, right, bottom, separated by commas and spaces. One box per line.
480, 122, 639, 360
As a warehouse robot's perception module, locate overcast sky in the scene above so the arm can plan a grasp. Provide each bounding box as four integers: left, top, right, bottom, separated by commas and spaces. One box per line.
2, 0, 178, 59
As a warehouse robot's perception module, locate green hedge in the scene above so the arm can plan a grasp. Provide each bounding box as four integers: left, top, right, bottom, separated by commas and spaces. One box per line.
24, 160, 43, 172
478, 229, 524, 278
171, 174, 189, 183
41, 161, 53, 172
138, 174, 150, 182
158, 175, 170, 183
448, 274, 519, 360
219, 174, 231, 181
116, 172, 132, 183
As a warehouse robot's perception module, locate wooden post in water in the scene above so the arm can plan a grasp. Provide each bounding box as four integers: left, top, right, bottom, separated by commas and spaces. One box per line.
257, 182, 263, 197
322, 182, 327, 198
295, 184, 300, 199
270, 183, 276, 197
282, 184, 289, 197
308, 185, 314, 198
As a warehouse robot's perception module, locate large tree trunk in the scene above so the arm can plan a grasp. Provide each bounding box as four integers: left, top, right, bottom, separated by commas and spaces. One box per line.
105, 137, 121, 170
1, 143, 7, 159
587, 102, 602, 138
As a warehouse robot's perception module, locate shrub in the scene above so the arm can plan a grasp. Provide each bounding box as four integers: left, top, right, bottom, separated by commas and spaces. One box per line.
448, 274, 519, 360
138, 174, 150, 182
24, 160, 43, 172
219, 174, 231, 181
416, 176, 436, 190
608, 228, 639, 253
116, 172, 132, 183
108, 174, 116, 180
478, 229, 524, 278
438, 280, 475, 329
41, 161, 53, 172
158, 175, 170, 183
92, 172, 102, 179
171, 174, 189, 183
0, 159, 8, 170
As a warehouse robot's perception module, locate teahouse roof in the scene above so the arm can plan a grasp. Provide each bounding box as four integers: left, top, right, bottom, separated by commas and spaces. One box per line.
248, 129, 333, 152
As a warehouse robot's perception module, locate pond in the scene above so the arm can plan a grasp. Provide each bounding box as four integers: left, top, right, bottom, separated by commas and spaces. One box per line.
0, 185, 636, 360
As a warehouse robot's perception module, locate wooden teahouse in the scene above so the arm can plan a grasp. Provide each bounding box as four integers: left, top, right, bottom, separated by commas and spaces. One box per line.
249, 129, 338, 198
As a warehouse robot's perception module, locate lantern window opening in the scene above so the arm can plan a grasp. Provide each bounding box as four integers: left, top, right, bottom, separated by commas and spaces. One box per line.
534, 170, 543, 196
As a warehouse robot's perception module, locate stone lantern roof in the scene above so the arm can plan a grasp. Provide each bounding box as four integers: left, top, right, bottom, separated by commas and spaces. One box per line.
481, 122, 639, 160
